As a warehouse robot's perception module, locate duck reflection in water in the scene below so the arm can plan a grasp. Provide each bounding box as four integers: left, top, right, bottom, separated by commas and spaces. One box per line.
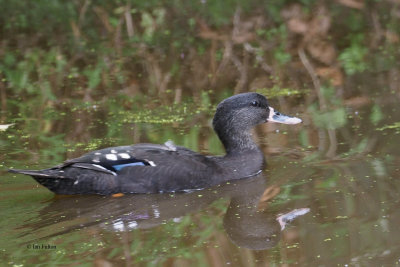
20, 173, 309, 251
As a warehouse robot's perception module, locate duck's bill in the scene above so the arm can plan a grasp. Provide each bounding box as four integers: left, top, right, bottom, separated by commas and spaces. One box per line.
267, 107, 302, 124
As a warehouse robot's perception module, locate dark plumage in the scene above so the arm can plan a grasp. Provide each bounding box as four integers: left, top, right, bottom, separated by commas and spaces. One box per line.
9, 92, 301, 195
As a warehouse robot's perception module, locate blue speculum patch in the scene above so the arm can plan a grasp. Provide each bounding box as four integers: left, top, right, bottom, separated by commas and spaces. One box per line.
112, 162, 146, 171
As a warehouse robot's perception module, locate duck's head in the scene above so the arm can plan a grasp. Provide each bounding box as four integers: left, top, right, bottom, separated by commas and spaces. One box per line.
212, 92, 301, 152
213, 92, 301, 131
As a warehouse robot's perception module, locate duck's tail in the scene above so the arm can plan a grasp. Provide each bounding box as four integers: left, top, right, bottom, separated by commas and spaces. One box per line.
9, 168, 61, 178
9, 168, 70, 193
8, 167, 118, 195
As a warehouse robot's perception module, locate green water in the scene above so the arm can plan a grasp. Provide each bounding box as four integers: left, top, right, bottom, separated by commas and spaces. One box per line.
1, 87, 400, 266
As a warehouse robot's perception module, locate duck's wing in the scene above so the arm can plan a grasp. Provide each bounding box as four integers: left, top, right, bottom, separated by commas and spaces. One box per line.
57, 142, 210, 174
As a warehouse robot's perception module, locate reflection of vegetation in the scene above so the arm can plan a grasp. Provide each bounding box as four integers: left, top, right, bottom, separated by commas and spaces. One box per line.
125, 199, 228, 264
370, 104, 383, 125
110, 102, 212, 124
1, 0, 399, 122
310, 106, 347, 130
267, 153, 400, 266
256, 86, 307, 98
305, 85, 347, 158
377, 122, 400, 133
338, 34, 368, 75
0, 196, 229, 266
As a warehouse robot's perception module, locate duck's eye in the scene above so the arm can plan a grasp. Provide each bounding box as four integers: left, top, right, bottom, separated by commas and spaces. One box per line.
251, 101, 260, 107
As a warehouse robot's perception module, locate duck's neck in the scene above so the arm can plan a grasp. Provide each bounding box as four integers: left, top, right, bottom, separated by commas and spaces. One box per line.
213, 128, 265, 179
219, 129, 260, 156
212, 120, 265, 178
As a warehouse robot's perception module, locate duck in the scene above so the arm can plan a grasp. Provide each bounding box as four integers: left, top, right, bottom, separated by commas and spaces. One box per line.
9, 92, 301, 195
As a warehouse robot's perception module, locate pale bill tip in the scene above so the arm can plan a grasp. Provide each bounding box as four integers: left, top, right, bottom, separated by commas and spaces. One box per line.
283, 117, 302, 124
268, 107, 302, 125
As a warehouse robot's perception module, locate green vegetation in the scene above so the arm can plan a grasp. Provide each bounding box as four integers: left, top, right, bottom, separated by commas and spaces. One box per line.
1, 0, 399, 118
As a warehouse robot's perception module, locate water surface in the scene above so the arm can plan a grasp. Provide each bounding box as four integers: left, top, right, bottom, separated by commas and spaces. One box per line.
1, 85, 400, 266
